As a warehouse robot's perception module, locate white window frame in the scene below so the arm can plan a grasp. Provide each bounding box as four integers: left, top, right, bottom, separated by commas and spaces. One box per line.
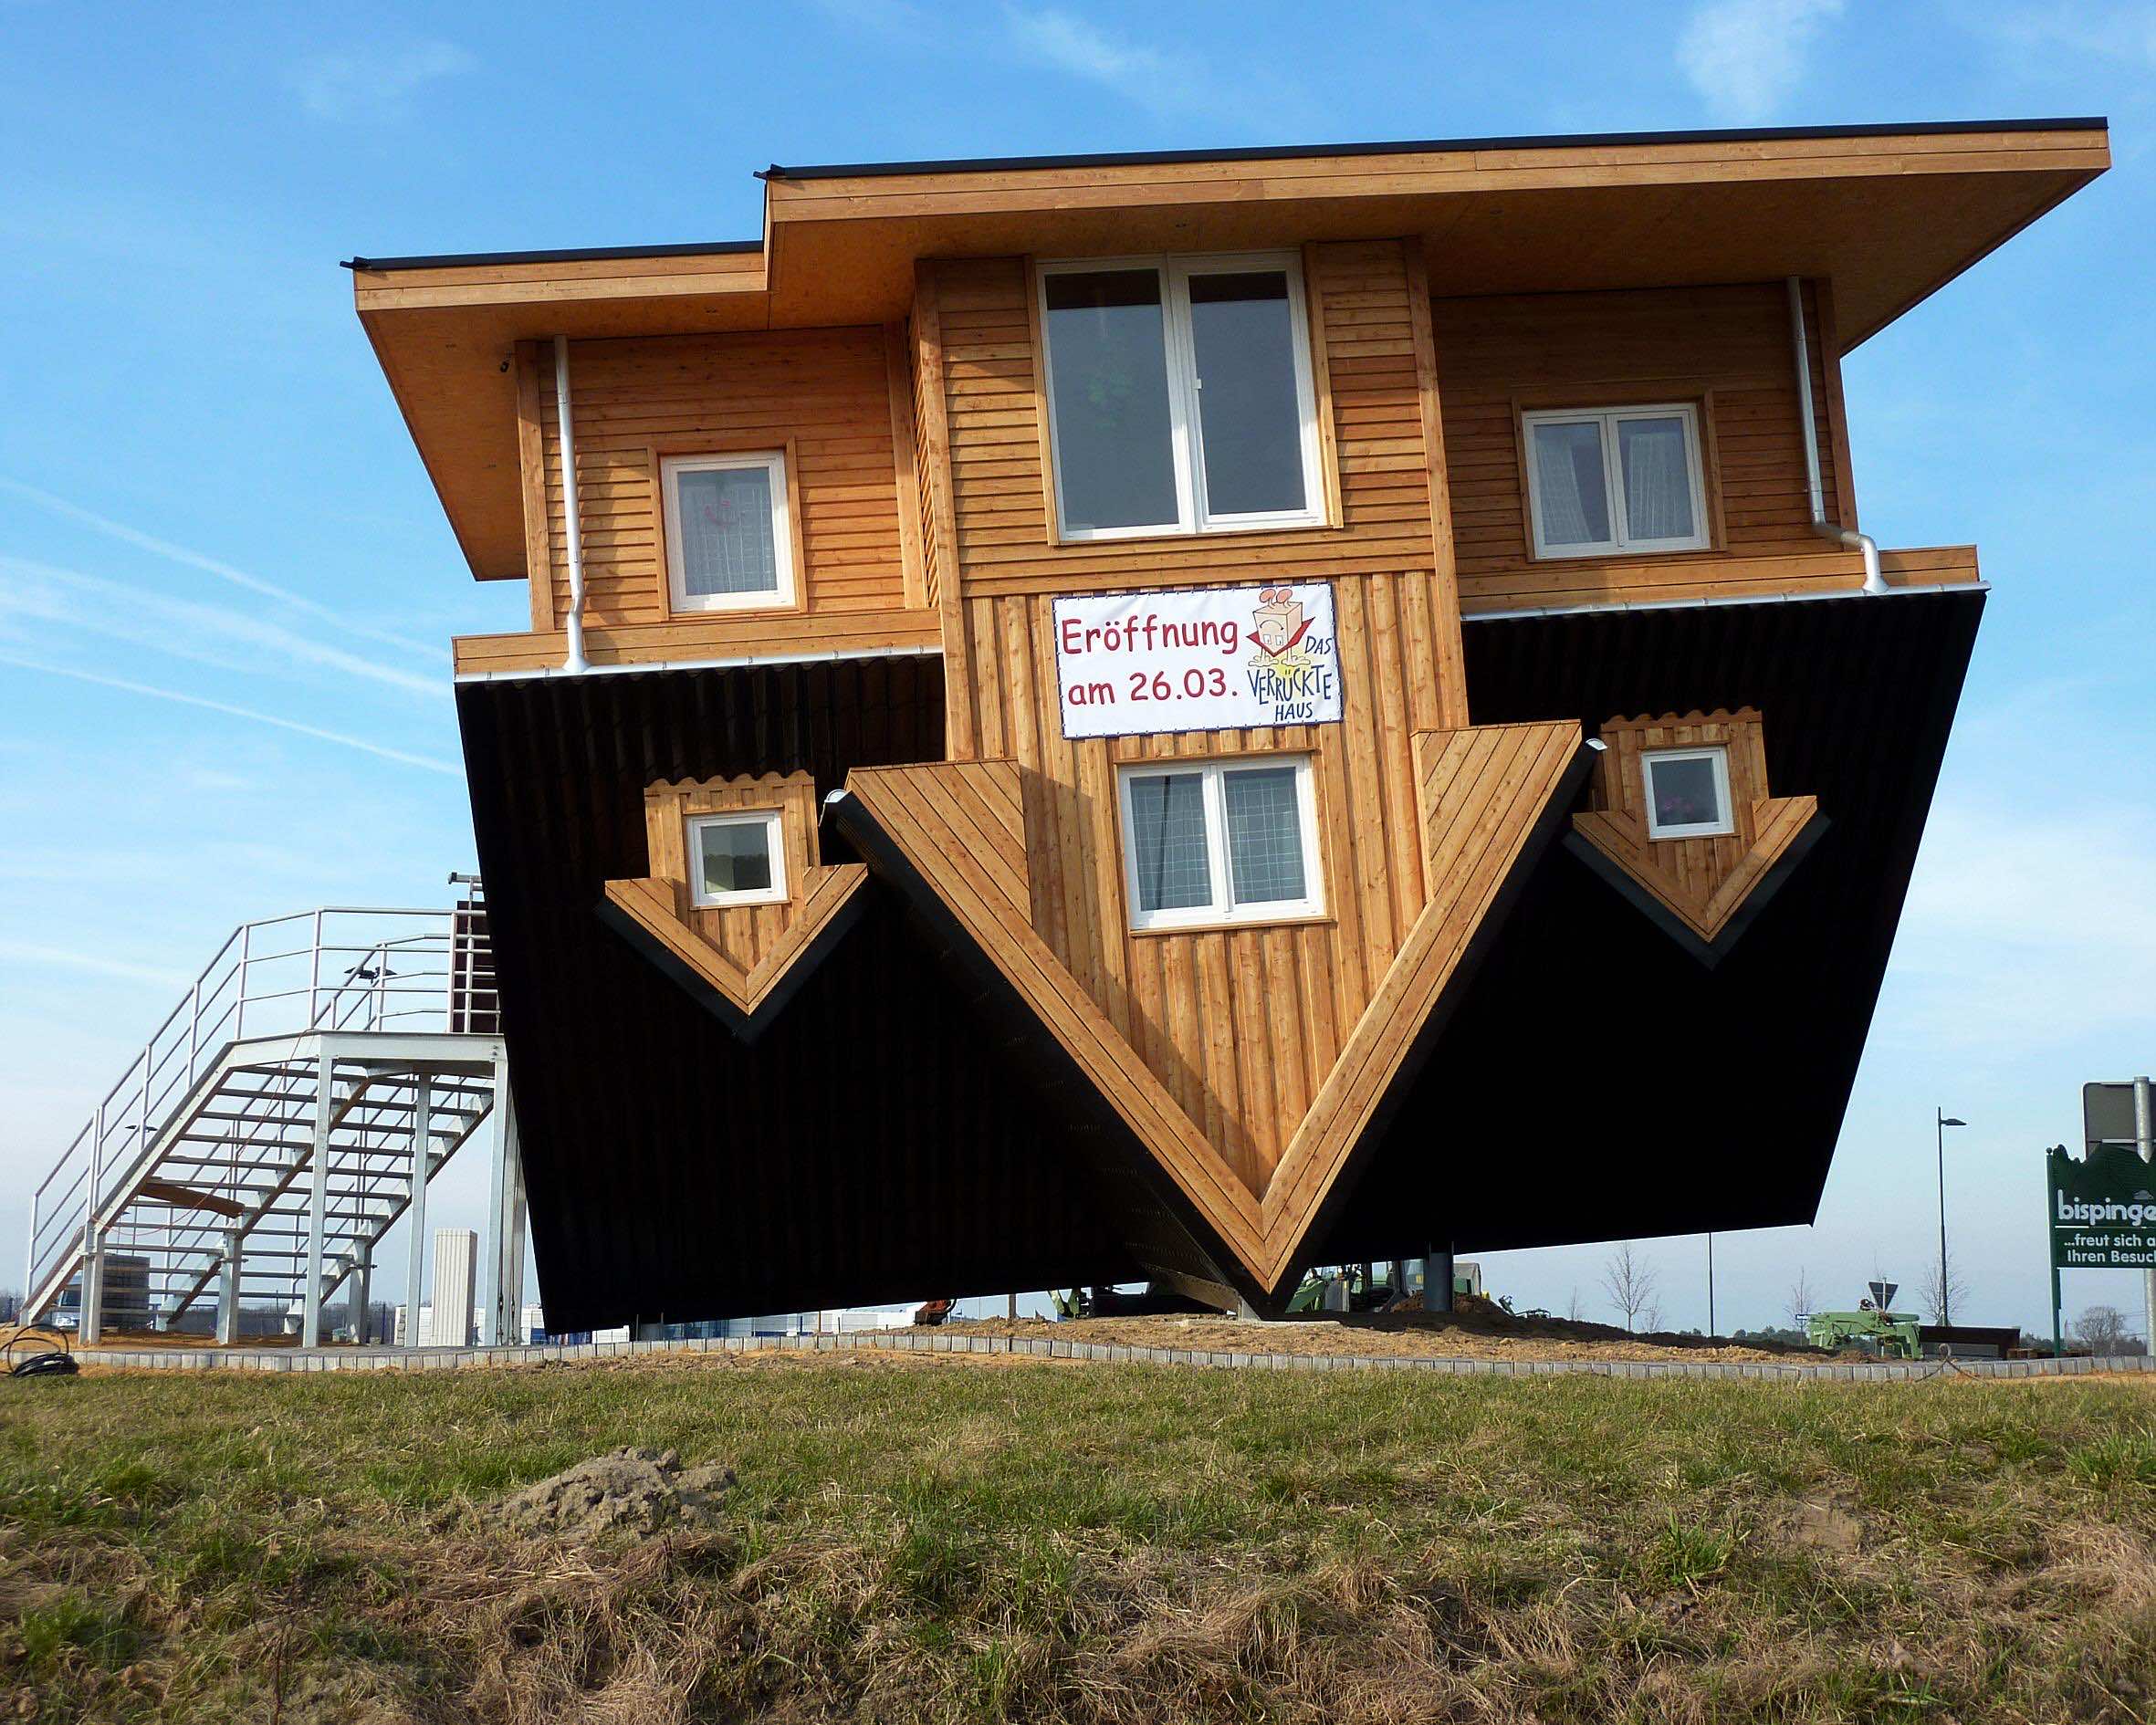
1116, 755, 1324, 933
1521, 402, 1711, 559
686, 810, 789, 907
660, 450, 796, 614
1640, 747, 1735, 841
1036, 251, 1326, 543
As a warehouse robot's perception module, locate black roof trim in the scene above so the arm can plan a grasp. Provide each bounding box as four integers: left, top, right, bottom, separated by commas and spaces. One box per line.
343, 239, 762, 273
761, 116, 2106, 181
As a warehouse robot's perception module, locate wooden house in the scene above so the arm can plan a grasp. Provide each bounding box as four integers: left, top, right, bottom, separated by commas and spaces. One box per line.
352, 119, 2109, 1326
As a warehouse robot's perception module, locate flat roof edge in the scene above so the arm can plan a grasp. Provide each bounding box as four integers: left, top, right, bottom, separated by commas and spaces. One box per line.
761, 116, 2109, 183
344, 239, 763, 274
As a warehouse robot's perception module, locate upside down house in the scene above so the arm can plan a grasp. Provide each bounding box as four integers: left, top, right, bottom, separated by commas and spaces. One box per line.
351, 119, 2109, 1328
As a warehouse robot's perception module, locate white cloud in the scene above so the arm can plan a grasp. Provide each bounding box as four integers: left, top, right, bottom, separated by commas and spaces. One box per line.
287, 38, 474, 123
1001, 6, 1220, 119
1677, 0, 1845, 122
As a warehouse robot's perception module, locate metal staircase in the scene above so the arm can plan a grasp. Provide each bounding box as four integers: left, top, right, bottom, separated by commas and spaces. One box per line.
24, 902, 526, 1347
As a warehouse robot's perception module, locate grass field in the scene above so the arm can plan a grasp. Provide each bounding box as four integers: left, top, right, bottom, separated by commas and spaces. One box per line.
3, 1354, 2153, 1723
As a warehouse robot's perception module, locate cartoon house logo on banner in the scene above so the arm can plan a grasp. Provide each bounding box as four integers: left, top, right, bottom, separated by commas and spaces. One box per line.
1053, 581, 1344, 740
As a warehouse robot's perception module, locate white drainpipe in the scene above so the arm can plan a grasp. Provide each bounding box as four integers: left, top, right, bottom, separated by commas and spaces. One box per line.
553, 335, 591, 672
1786, 277, 1887, 595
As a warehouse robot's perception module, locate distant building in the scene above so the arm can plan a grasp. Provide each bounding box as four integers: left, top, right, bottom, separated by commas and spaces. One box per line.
426, 1229, 476, 1345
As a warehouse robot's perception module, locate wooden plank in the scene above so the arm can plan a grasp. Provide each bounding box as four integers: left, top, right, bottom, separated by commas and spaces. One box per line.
913, 263, 977, 756
1814, 278, 1860, 528
884, 319, 929, 610
1401, 235, 1467, 727
514, 340, 557, 632
451, 606, 941, 675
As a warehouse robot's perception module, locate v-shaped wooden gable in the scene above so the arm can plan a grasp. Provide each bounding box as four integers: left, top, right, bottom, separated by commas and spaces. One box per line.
1566, 709, 1827, 967
601, 774, 869, 1043
835, 722, 1588, 1302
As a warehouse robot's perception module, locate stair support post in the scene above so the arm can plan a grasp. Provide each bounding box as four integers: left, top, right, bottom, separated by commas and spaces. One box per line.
403, 1073, 431, 1348
480, 1055, 523, 1347
81, 1103, 107, 1345
299, 1048, 334, 1347
216, 1227, 242, 1344
350, 1240, 372, 1344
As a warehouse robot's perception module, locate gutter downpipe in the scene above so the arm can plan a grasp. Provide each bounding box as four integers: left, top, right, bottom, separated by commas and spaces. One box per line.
1786, 277, 1887, 595
553, 335, 591, 673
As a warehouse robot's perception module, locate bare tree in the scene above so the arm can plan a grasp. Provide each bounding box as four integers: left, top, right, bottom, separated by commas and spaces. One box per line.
1916, 1250, 1971, 1327
1602, 1242, 1659, 1333
1786, 1269, 1815, 1328
2074, 1306, 2135, 1356
1565, 1287, 1583, 1323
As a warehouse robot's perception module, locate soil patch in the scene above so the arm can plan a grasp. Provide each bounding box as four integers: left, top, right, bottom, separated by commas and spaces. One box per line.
914, 1299, 1826, 1364
483, 1446, 737, 1542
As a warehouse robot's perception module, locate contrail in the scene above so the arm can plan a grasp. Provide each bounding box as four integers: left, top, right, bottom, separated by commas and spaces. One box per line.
0, 653, 463, 777
0, 554, 443, 699
0, 476, 443, 660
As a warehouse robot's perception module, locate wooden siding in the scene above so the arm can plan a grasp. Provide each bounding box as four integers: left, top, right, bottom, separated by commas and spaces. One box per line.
603, 772, 871, 1026
451, 607, 940, 678
896, 238, 1497, 1200
1434, 281, 1853, 611
844, 722, 1586, 1292
956, 578, 1460, 1196
1457, 542, 1980, 615
639, 774, 823, 967
1571, 709, 1823, 946
843, 758, 1269, 1274
537, 326, 911, 630
924, 243, 1463, 624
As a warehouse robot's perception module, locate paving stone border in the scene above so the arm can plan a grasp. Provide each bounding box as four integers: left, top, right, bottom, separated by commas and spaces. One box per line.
72, 1331, 2155, 1381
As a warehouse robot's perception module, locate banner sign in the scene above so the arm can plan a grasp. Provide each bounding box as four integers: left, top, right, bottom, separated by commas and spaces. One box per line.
1052, 582, 1343, 741
2047, 1143, 2156, 1270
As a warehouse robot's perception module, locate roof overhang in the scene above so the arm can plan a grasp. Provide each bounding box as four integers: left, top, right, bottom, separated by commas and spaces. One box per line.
351, 119, 2109, 581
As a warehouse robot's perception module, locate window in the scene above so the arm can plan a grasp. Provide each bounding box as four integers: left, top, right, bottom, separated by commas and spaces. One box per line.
1522, 404, 1710, 559
1641, 748, 1734, 841
1038, 253, 1324, 541
661, 451, 795, 612
1118, 757, 1323, 930
687, 810, 787, 906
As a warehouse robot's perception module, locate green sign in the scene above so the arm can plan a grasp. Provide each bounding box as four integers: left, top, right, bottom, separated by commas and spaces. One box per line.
2047, 1143, 2156, 1270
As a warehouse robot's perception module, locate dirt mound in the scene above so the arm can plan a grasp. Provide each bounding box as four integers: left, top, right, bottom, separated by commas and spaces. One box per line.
919, 1299, 1826, 1364
486, 1447, 737, 1542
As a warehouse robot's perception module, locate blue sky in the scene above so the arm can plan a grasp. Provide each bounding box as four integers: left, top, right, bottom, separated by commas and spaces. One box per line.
2, 0, 2151, 1336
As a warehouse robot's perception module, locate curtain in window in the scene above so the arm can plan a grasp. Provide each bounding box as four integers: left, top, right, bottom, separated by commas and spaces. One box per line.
677, 467, 779, 595
1530, 422, 1609, 547
1126, 774, 1211, 913
1617, 417, 1695, 541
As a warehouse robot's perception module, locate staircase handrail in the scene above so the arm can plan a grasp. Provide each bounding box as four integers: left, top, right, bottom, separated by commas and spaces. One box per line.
23, 904, 494, 1306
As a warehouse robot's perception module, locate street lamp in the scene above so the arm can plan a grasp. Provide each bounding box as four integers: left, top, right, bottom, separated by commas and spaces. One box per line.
1936, 1111, 1968, 1326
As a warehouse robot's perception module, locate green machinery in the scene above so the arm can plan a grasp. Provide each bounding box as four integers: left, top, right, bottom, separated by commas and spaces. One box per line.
1804, 1281, 1923, 1359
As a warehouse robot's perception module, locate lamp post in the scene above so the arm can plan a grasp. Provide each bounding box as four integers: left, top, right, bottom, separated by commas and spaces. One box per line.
1936, 1111, 1967, 1326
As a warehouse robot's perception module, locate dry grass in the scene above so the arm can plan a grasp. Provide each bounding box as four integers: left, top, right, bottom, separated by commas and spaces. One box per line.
916, 1304, 1821, 1362
2, 1354, 2153, 1721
